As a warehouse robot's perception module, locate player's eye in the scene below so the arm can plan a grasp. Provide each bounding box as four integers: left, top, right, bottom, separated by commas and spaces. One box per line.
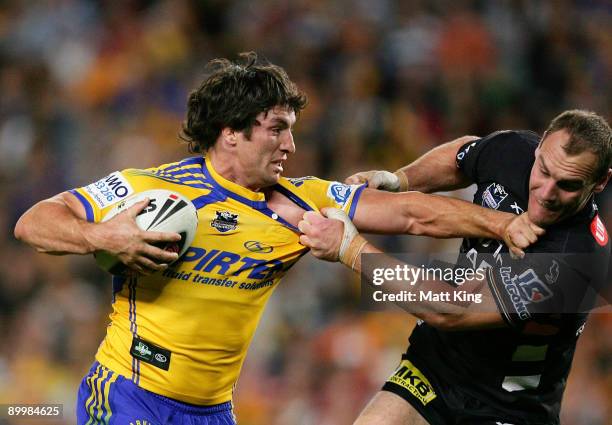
557, 181, 583, 192
271, 128, 281, 135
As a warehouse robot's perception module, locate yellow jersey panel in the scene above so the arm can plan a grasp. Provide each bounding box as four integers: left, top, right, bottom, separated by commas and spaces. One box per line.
70, 156, 365, 405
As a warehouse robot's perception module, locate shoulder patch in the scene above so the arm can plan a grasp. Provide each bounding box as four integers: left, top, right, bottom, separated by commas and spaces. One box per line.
590, 215, 608, 246
84, 171, 134, 209
327, 182, 355, 207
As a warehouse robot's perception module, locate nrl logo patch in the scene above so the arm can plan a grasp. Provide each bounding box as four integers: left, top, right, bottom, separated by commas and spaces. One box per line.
211, 211, 238, 233
482, 183, 508, 210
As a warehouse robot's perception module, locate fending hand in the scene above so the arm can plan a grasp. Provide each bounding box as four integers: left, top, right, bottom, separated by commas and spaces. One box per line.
298, 211, 345, 261
503, 213, 545, 259
344, 170, 407, 192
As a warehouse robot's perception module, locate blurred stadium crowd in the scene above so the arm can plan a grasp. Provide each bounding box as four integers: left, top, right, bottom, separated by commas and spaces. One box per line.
0, 0, 610, 424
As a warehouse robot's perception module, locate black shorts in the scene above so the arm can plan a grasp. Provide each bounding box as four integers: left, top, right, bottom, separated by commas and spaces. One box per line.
382, 352, 542, 425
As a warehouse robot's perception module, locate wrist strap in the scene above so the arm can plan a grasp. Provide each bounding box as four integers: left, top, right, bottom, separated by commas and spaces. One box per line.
393, 170, 409, 191
340, 234, 368, 271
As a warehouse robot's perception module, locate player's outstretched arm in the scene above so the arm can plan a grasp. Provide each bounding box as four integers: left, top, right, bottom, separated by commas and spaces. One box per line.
353, 190, 543, 258
14, 192, 181, 274
298, 209, 505, 330
345, 135, 478, 193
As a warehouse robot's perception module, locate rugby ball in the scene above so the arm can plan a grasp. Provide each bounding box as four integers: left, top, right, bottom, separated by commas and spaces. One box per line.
95, 189, 198, 274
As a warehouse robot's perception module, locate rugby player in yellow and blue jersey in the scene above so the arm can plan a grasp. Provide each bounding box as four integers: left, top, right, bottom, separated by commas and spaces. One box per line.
15, 53, 535, 425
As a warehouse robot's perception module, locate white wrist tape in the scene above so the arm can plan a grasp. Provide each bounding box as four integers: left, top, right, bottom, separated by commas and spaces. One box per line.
369, 171, 401, 192
324, 208, 358, 260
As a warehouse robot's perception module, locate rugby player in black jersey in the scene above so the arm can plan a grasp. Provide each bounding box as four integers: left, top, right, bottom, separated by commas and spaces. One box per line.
298, 110, 611, 425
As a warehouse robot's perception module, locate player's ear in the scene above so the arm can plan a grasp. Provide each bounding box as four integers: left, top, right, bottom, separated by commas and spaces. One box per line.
593, 168, 612, 193
220, 127, 238, 148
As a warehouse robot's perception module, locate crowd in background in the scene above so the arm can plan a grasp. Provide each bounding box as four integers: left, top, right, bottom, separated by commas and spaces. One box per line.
0, 1, 610, 424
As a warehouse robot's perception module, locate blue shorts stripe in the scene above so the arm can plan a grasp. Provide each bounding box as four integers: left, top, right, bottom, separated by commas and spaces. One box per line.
86, 366, 105, 425
95, 369, 113, 424
84, 365, 102, 425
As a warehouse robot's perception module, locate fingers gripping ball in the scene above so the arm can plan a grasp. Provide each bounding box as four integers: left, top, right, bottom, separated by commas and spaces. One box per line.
95, 190, 198, 274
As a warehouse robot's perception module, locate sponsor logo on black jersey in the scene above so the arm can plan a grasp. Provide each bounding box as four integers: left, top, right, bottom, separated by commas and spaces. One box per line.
590, 215, 608, 246
244, 240, 274, 253
482, 183, 508, 210
211, 211, 238, 232
387, 359, 437, 405
499, 267, 553, 319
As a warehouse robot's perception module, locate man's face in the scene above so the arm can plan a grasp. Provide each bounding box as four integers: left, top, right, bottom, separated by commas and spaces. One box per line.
528, 130, 604, 226
235, 106, 296, 189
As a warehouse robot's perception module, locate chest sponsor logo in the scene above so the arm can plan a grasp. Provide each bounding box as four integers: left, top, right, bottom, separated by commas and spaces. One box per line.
211, 211, 238, 232
244, 240, 274, 253
482, 183, 508, 210
590, 215, 608, 246
327, 182, 354, 207
84, 171, 134, 209
387, 359, 436, 405
499, 267, 553, 319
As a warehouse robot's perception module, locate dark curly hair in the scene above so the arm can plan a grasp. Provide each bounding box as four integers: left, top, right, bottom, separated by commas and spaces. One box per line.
180, 52, 307, 153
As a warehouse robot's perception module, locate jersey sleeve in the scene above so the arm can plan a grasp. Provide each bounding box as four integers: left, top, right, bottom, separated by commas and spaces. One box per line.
287, 177, 366, 220
69, 169, 159, 223
486, 253, 603, 330
456, 130, 539, 184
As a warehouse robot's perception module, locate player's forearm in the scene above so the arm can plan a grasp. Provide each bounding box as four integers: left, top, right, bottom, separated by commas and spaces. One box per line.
401, 192, 514, 240
396, 136, 477, 193
355, 190, 512, 240
14, 199, 97, 255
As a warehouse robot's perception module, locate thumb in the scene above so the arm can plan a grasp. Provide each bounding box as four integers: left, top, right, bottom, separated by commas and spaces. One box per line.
320, 207, 336, 218
344, 172, 370, 185
509, 246, 525, 260
321, 207, 348, 222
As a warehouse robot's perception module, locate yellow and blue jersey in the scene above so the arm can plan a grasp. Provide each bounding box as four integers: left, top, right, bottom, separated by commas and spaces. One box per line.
70, 156, 364, 405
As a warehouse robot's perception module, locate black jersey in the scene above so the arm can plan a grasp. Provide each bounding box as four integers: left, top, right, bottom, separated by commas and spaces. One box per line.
406, 130, 611, 424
